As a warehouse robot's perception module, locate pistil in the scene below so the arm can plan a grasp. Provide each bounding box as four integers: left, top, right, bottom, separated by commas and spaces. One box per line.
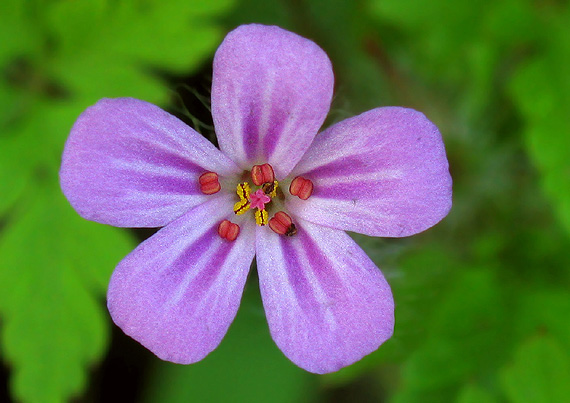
249, 189, 271, 210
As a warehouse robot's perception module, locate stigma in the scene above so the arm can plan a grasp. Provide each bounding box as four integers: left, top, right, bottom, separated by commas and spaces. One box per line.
249, 189, 270, 210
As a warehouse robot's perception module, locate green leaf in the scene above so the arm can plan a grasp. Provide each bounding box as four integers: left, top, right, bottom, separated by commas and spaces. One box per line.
0, 98, 92, 219
144, 280, 316, 403
510, 10, 570, 237
514, 289, 570, 351
500, 336, 570, 403
304, 0, 395, 113
393, 267, 510, 402
0, 133, 29, 216
367, 0, 539, 122
456, 383, 498, 403
46, 0, 235, 103
0, 186, 134, 402
0, 0, 40, 66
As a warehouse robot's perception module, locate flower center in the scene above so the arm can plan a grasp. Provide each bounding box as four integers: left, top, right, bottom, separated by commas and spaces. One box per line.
199, 163, 313, 241
232, 163, 278, 227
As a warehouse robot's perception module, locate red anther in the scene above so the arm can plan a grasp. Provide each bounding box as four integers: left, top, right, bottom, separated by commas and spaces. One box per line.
218, 220, 240, 241
289, 176, 313, 200
269, 211, 297, 237
199, 172, 221, 195
251, 163, 275, 186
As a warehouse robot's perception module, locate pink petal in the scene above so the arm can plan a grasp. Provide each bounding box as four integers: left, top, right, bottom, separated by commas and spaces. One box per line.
60, 98, 239, 227
289, 107, 452, 237
108, 195, 255, 364
211, 24, 334, 178
256, 220, 394, 374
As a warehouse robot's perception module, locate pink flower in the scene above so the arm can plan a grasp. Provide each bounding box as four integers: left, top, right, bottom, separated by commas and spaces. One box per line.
60, 24, 452, 374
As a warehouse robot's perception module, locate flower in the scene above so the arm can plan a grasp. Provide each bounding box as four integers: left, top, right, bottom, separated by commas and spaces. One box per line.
59, 24, 452, 374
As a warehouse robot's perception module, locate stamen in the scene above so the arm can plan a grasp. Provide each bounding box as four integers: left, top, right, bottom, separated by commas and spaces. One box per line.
262, 180, 278, 197
289, 176, 313, 200
249, 189, 271, 210
251, 163, 275, 186
218, 220, 240, 241
236, 182, 250, 201
233, 199, 250, 215
234, 182, 251, 215
269, 211, 297, 236
199, 172, 221, 195
255, 209, 268, 226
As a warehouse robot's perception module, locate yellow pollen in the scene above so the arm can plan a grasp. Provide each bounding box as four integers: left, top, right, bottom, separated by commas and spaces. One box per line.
255, 209, 268, 226
234, 182, 251, 215
236, 182, 250, 200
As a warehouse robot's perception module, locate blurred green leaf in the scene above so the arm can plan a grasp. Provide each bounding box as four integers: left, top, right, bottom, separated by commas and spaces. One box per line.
0, 99, 90, 217
46, 0, 234, 102
514, 289, 570, 351
0, 134, 29, 216
227, 0, 294, 29
303, 0, 394, 114
456, 383, 498, 403
0, 186, 134, 402
0, 0, 39, 66
367, 0, 538, 122
145, 280, 316, 403
510, 9, 570, 237
500, 335, 570, 403
393, 267, 509, 402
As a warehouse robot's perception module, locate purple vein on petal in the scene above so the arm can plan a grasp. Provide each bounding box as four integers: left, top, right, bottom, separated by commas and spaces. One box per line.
312, 178, 404, 200
303, 155, 378, 179
123, 139, 206, 173
241, 79, 262, 162
115, 172, 199, 196
162, 229, 233, 314
261, 83, 292, 161
278, 235, 321, 322
279, 230, 345, 330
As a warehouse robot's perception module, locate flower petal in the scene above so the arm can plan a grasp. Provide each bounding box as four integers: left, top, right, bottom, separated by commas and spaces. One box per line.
256, 220, 394, 374
211, 24, 334, 178
60, 98, 239, 227
289, 107, 452, 237
107, 195, 255, 364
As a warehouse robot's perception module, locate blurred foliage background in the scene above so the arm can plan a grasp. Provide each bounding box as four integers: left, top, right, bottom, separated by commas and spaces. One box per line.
1, 0, 569, 402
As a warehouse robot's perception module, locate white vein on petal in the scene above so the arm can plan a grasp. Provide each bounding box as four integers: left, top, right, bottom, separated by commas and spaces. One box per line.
314, 169, 403, 187
195, 223, 255, 328
162, 239, 223, 313
268, 102, 306, 174
295, 128, 388, 174
257, 70, 277, 161
290, 198, 393, 235
263, 236, 299, 337
112, 159, 197, 180
296, 234, 338, 332
218, 81, 248, 168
